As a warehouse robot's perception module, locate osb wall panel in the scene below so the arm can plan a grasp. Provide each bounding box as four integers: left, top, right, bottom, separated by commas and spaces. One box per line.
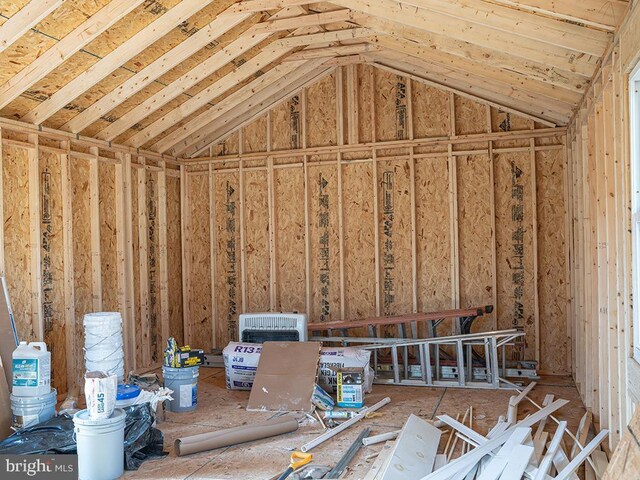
39, 150, 66, 393
243, 115, 268, 154
536, 149, 567, 374
131, 166, 141, 367
412, 82, 450, 139
495, 152, 537, 364
243, 170, 270, 312
213, 172, 241, 347
274, 166, 306, 312
271, 96, 302, 151
306, 74, 337, 148
455, 96, 488, 135
415, 158, 451, 313
71, 161, 92, 388
146, 170, 161, 363
357, 65, 374, 144
342, 162, 376, 321
457, 155, 495, 332
99, 163, 118, 311
375, 70, 408, 142
192, 66, 569, 372
187, 173, 212, 349
3, 146, 33, 341
166, 175, 183, 345
308, 162, 341, 323
377, 160, 413, 319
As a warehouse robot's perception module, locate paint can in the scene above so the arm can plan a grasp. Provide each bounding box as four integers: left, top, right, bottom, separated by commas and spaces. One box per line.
162, 365, 198, 413
83, 312, 124, 382
73, 408, 126, 480
10, 388, 57, 429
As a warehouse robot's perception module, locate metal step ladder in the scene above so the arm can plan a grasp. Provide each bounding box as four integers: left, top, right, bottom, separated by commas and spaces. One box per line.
311, 329, 526, 390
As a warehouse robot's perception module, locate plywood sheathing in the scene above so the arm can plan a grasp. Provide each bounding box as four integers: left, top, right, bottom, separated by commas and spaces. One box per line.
187, 64, 569, 374
71, 161, 92, 388
166, 174, 184, 345
457, 155, 494, 333
39, 149, 66, 393
99, 162, 118, 313
187, 173, 212, 350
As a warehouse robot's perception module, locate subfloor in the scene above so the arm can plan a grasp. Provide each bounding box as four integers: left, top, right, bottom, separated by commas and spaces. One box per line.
124, 368, 588, 480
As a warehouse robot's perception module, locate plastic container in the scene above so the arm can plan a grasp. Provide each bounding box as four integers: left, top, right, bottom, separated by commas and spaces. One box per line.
115, 384, 141, 408
163, 366, 198, 413
12, 341, 51, 396
83, 312, 124, 382
73, 408, 126, 480
10, 388, 57, 429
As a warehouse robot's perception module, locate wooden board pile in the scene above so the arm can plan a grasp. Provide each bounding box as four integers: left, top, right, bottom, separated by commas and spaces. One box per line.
363, 383, 610, 480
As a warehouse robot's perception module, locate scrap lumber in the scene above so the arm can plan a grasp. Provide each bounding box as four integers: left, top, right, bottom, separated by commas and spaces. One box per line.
555, 430, 609, 480
379, 414, 442, 479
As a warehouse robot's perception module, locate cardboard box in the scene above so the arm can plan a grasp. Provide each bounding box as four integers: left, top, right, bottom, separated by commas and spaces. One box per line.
335, 367, 365, 408
247, 342, 321, 412
223, 342, 374, 392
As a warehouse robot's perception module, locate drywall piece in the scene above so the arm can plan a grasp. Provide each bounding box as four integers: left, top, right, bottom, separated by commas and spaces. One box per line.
247, 342, 321, 412
363, 441, 395, 480
499, 444, 535, 479
174, 415, 299, 456
380, 414, 442, 479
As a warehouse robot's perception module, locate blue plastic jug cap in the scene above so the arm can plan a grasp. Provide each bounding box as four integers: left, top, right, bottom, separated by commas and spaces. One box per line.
116, 384, 141, 400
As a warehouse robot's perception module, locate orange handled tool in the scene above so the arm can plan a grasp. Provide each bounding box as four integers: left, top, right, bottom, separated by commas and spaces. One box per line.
276, 451, 312, 480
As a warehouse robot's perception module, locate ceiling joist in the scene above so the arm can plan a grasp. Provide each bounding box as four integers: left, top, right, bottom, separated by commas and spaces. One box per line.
0, 0, 63, 53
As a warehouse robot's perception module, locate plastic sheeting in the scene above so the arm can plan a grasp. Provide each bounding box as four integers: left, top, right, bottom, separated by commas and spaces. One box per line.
0, 403, 166, 470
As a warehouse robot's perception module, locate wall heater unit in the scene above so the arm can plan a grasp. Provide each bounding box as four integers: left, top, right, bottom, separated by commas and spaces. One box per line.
239, 313, 308, 343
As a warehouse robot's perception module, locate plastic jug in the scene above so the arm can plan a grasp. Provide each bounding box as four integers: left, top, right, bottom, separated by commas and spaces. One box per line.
12, 341, 51, 396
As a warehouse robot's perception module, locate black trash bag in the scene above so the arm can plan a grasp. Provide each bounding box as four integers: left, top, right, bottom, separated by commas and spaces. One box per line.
0, 403, 167, 470
122, 403, 167, 470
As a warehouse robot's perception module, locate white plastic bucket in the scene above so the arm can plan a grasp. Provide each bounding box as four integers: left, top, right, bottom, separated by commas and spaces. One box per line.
83, 312, 124, 381
163, 366, 198, 413
10, 388, 57, 429
73, 408, 126, 480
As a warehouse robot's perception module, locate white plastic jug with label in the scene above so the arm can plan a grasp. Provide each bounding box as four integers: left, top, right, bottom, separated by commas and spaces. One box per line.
12, 341, 51, 396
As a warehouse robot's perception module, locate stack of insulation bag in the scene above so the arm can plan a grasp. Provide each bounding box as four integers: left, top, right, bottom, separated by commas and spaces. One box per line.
223, 342, 375, 393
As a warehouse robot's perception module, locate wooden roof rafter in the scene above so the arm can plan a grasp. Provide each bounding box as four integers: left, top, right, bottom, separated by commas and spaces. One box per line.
0, 0, 64, 53
0, 0, 147, 110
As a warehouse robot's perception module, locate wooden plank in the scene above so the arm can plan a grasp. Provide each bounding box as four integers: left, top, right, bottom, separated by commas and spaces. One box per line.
500, 444, 535, 479
22, 0, 214, 125
137, 161, 150, 366
157, 162, 169, 353
62, 11, 252, 133
27, 134, 43, 341
267, 156, 276, 310
89, 147, 102, 312
0, 0, 145, 110
0, 128, 4, 276
0, 0, 63, 54
224, 0, 312, 13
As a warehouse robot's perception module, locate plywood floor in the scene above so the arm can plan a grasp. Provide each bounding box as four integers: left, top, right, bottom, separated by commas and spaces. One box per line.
123, 369, 588, 479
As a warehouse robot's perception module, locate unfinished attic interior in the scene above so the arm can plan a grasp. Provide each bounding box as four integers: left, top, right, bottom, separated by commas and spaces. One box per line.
2, 0, 640, 478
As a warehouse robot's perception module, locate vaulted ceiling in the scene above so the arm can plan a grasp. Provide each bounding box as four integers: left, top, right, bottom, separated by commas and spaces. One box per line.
0, 0, 629, 158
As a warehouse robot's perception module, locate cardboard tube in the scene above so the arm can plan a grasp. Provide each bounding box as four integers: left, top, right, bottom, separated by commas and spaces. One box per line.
174, 416, 299, 456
